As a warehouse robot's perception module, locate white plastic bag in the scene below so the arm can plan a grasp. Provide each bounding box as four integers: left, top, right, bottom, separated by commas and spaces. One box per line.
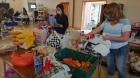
61, 30, 81, 49
33, 28, 48, 45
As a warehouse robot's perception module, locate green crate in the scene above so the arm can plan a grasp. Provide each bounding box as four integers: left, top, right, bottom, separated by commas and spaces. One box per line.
55, 48, 98, 78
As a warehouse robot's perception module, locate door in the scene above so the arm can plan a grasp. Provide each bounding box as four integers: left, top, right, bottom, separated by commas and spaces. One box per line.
62, 2, 69, 17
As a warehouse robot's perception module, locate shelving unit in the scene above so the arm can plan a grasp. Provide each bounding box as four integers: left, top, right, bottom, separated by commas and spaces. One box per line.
129, 23, 140, 52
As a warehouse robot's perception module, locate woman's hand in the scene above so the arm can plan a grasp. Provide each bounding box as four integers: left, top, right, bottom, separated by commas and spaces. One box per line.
82, 35, 89, 39
59, 24, 63, 27
103, 31, 130, 42
103, 35, 112, 40
58, 24, 63, 27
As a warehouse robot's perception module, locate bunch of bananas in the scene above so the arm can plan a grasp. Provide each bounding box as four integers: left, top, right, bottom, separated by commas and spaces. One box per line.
11, 29, 35, 49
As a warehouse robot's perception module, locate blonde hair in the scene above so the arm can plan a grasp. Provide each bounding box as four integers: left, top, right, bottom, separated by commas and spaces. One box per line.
103, 2, 125, 20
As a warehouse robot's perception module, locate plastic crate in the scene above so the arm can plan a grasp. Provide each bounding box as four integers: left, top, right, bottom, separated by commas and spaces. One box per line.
55, 48, 98, 78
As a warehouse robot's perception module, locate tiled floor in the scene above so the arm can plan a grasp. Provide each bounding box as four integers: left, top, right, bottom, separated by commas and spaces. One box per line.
0, 23, 140, 78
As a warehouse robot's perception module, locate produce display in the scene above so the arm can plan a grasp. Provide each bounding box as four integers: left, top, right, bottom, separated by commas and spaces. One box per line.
33, 46, 71, 78
63, 58, 92, 72
11, 29, 35, 49
1, 29, 102, 78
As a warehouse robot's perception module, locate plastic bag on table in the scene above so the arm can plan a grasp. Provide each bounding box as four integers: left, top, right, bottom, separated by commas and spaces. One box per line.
46, 31, 62, 49
33, 28, 49, 46
63, 30, 81, 50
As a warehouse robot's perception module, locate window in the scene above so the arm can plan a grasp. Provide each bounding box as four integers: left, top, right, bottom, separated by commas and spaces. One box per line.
28, 3, 36, 12
30, 4, 36, 9
81, 1, 106, 33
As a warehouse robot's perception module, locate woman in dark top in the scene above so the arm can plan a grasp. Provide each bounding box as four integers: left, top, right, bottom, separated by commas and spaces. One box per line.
23, 8, 28, 15
53, 3, 69, 34
22, 8, 30, 24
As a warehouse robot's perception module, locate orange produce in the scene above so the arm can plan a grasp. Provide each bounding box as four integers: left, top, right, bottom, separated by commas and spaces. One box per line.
83, 62, 92, 72
63, 58, 92, 71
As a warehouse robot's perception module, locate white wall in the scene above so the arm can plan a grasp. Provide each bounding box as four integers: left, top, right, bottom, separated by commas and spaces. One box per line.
21, 0, 29, 12
0, 0, 6, 2
28, 0, 36, 2
36, 0, 73, 27
1, 0, 23, 12
0, 0, 36, 12
36, 0, 61, 9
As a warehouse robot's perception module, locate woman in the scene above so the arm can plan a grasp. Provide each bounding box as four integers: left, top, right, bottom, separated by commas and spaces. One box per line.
22, 8, 29, 24
6, 8, 14, 20
23, 8, 28, 16
53, 3, 69, 34
86, 3, 131, 78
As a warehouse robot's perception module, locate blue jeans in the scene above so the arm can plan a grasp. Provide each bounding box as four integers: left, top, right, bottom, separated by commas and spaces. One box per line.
107, 45, 129, 78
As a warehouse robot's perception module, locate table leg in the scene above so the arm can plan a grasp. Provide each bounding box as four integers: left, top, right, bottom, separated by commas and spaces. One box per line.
97, 55, 102, 78
0, 58, 5, 78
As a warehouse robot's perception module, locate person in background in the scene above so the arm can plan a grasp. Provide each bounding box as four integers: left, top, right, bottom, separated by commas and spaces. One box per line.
53, 3, 69, 34
6, 8, 14, 20
22, 8, 30, 24
34, 10, 38, 22
0, 8, 5, 22
14, 11, 20, 17
14, 11, 21, 21
85, 2, 131, 78
0, 7, 7, 19
23, 8, 28, 16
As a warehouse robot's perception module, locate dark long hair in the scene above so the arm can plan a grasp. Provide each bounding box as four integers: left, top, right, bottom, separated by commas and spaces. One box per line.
56, 3, 65, 15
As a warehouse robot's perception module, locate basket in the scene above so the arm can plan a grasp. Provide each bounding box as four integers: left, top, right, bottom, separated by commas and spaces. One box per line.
55, 48, 98, 78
